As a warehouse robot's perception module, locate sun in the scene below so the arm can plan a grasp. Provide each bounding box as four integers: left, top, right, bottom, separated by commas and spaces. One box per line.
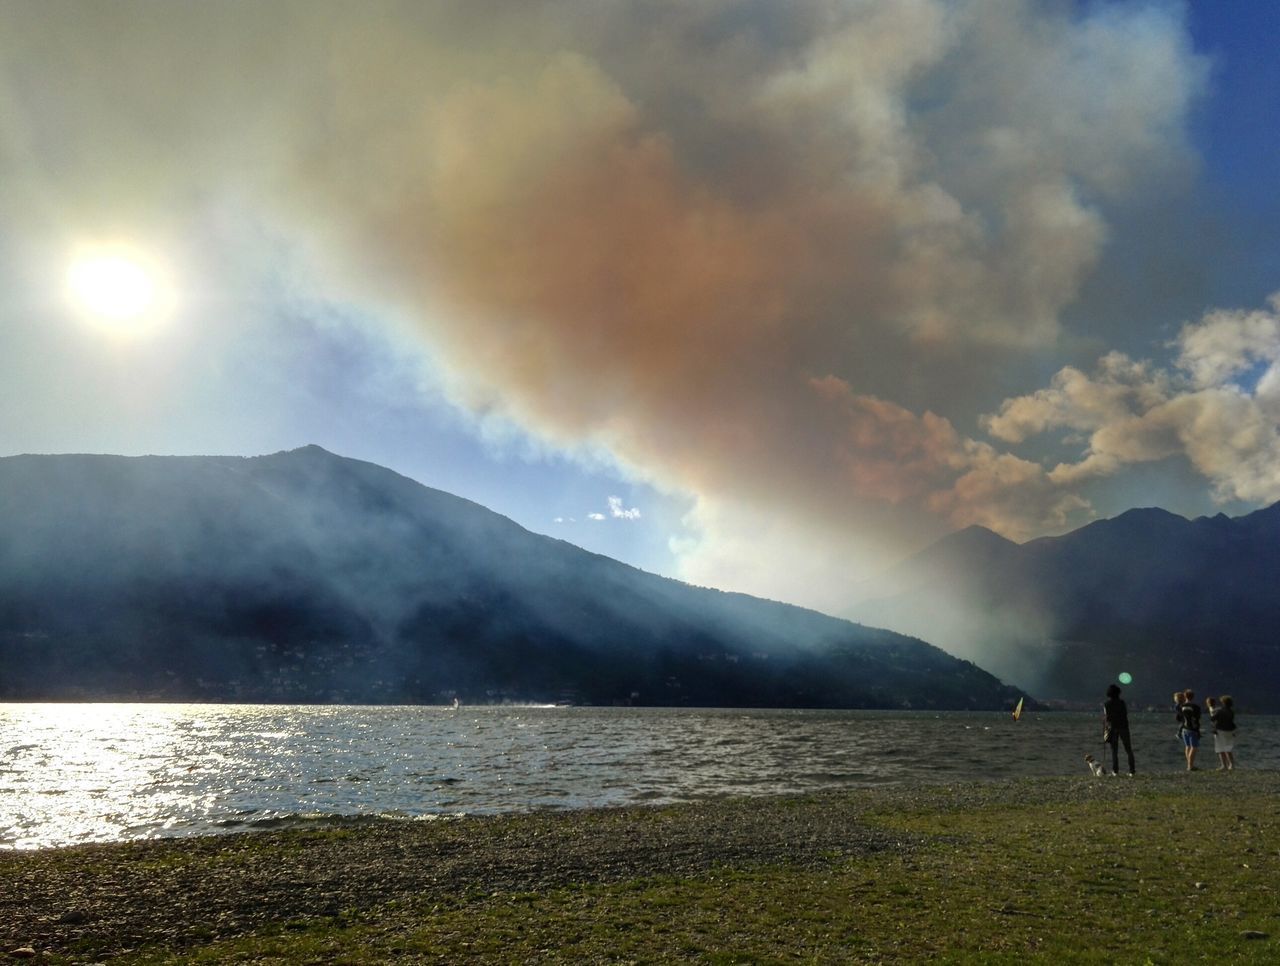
66, 245, 173, 334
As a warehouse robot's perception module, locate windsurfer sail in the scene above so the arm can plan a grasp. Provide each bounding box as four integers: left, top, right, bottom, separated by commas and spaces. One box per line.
1012, 696, 1025, 721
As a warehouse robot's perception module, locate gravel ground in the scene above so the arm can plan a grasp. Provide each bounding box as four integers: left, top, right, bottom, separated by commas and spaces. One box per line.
4, 772, 1277, 960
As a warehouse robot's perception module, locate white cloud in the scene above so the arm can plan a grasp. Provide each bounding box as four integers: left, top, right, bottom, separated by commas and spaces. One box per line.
1175, 293, 1280, 389
607, 495, 641, 520
586, 512, 606, 522
986, 293, 1280, 505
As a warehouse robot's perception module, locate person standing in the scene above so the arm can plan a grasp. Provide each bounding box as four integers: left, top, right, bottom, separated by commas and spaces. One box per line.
1103, 683, 1135, 776
1206, 695, 1237, 771
1179, 690, 1202, 771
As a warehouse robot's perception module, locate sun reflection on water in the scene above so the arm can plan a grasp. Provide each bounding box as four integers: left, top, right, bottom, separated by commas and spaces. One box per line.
0, 704, 223, 849
5, 704, 1280, 851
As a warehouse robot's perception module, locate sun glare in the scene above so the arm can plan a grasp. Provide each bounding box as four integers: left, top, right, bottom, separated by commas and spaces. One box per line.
66, 245, 173, 333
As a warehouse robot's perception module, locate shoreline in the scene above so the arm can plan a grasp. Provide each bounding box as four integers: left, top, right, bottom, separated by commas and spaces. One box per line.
4, 772, 1279, 962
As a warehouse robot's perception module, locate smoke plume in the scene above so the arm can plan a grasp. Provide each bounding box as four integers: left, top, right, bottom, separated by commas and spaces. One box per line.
0, 1, 1215, 608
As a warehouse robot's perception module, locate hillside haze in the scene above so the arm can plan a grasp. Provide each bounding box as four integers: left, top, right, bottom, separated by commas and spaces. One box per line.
0, 447, 1017, 708
851, 505, 1280, 710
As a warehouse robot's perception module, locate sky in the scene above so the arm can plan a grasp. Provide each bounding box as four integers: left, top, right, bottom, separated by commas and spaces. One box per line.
2, 0, 1278, 617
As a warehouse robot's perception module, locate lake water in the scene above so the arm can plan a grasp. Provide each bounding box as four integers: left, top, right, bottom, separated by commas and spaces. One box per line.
3, 704, 1276, 849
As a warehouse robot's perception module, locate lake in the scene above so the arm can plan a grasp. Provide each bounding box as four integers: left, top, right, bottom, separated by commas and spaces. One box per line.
3, 704, 1275, 849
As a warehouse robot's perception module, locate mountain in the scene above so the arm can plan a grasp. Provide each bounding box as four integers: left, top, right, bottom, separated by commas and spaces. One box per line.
851, 505, 1280, 710
0, 446, 1018, 708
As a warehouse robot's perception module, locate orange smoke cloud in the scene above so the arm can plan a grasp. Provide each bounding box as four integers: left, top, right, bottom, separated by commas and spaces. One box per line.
0, 0, 1208, 605
271, 2, 1205, 601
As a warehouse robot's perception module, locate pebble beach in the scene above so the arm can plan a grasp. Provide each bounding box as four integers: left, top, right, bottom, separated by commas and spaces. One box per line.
6, 771, 1278, 962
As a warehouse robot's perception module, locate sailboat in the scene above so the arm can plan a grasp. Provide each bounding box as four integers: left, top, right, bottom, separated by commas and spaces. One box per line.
1011, 696, 1025, 721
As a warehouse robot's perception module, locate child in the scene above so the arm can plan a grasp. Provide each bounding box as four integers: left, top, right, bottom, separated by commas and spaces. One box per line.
1179, 690, 1202, 771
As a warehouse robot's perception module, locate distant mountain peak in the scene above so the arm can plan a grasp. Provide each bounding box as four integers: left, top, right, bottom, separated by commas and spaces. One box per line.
277, 443, 337, 458
1240, 500, 1280, 526
940, 524, 1017, 549
1113, 505, 1184, 523
850, 497, 1280, 710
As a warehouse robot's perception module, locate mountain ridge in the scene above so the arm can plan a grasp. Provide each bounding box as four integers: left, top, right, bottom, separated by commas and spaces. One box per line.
0, 446, 1019, 709
851, 501, 1280, 709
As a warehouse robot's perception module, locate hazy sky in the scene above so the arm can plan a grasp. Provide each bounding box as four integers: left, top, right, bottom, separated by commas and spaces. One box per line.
2, 1, 1278, 615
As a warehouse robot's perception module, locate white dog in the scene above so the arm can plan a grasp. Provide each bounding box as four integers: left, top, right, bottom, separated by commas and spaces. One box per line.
1084, 754, 1108, 777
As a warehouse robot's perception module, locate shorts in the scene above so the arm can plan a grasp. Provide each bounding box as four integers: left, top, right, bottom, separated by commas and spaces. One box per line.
1215, 731, 1236, 753
1182, 731, 1200, 748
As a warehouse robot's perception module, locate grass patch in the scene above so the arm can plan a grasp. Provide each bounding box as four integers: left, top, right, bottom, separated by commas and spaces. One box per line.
22, 777, 1280, 964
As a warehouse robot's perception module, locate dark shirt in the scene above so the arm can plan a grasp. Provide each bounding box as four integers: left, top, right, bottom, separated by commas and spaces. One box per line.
1209, 706, 1236, 733
1180, 702, 1202, 735
1103, 696, 1129, 732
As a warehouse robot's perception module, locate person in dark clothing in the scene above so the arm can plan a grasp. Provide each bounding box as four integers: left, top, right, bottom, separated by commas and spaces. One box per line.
1102, 683, 1135, 776
1206, 695, 1237, 771
1179, 689, 1202, 771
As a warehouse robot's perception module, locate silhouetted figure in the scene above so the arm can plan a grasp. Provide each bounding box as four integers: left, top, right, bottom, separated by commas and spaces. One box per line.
1179, 690, 1202, 771
1102, 683, 1135, 776
1206, 695, 1237, 771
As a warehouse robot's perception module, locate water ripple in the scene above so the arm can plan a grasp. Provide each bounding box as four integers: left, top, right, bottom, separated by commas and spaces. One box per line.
2, 703, 1278, 849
